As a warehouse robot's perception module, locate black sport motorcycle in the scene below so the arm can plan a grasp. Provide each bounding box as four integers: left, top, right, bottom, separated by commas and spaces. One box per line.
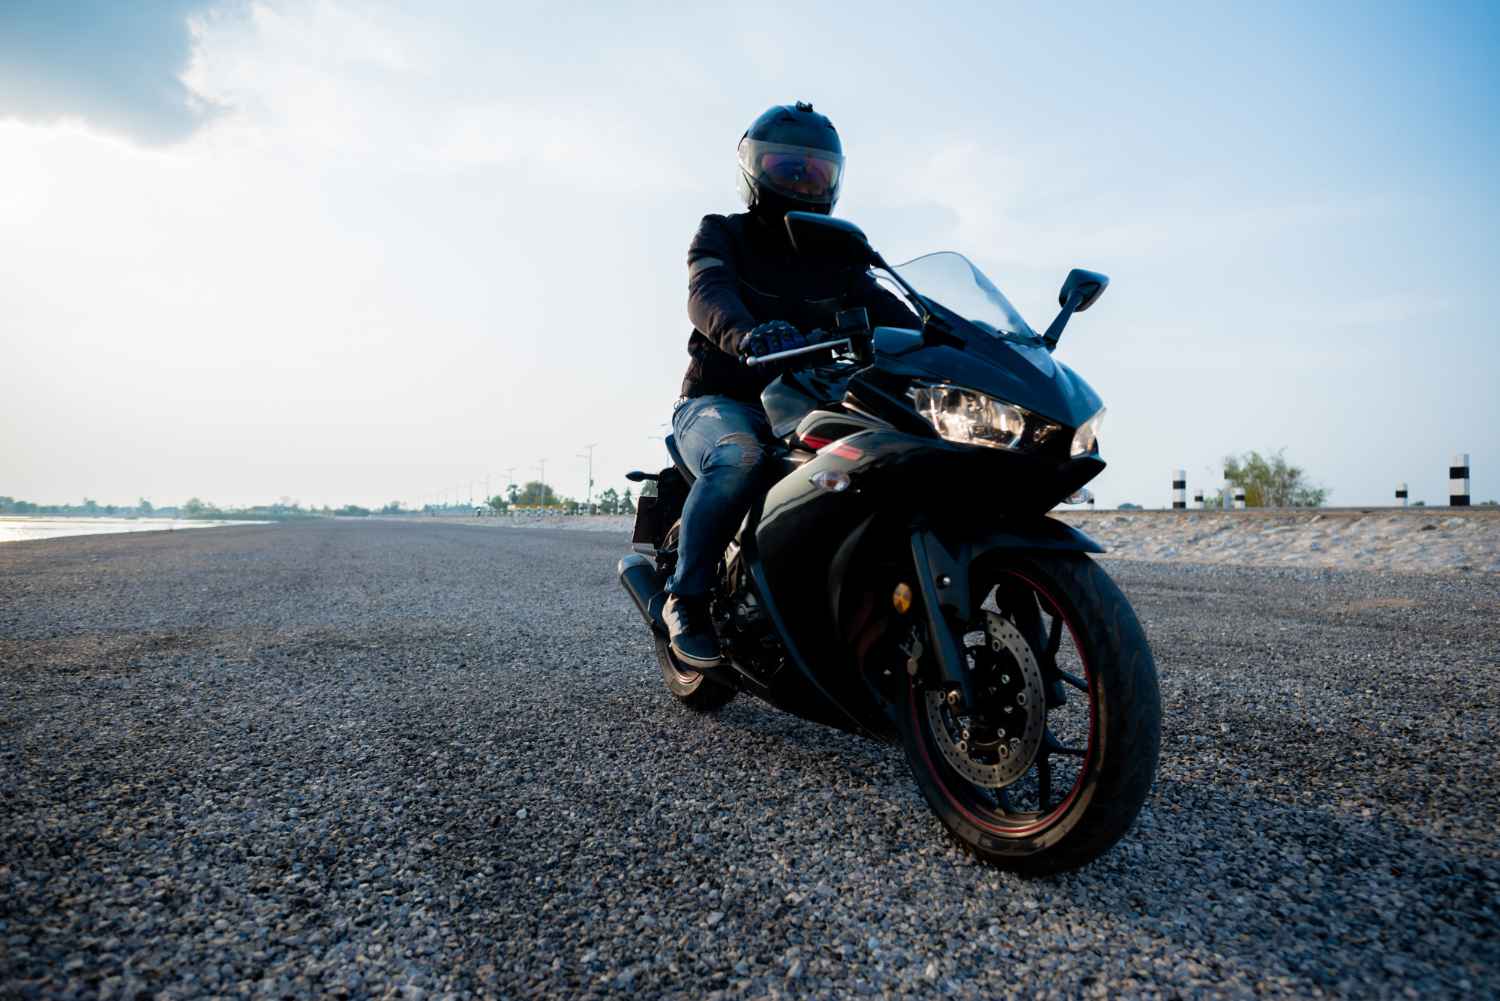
619, 212, 1159, 874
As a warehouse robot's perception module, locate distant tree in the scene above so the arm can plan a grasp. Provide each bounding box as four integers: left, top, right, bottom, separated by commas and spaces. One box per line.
1222, 449, 1328, 507
379, 501, 403, 515
82, 498, 99, 514
137, 498, 154, 515
622, 487, 635, 515
598, 487, 620, 514
1412, 500, 1426, 507
182, 497, 214, 517
486, 496, 507, 514
334, 504, 371, 517
516, 480, 561, 506
639, 477, 658, 498
1117, 502, 1142, 510
506, 484, 521, 503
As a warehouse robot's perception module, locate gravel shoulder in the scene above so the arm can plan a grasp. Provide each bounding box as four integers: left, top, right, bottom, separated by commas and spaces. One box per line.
2, 521, 1496, 1000
1056, 508, 1500, 574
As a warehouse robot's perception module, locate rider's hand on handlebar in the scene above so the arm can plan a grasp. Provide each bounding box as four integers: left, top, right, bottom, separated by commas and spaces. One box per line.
738, 321, 805, 368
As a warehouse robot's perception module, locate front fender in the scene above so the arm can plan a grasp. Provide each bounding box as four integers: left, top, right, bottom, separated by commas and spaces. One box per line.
916, 514, 1104, 626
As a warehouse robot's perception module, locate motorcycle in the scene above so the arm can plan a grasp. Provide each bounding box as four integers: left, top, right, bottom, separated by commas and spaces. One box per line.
619, 212, 1159, 874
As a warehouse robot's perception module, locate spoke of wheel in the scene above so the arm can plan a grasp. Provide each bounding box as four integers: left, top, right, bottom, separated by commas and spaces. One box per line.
1044, 613, 1063, 658
1036, 755, 1052, 813
1044, 727, 1086, 757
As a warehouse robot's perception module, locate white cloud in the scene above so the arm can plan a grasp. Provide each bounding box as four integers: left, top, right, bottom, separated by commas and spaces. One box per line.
175, 0, 693, 186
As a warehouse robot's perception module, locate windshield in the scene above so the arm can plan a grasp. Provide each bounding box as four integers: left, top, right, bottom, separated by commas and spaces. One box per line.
883, 252, 1039, 344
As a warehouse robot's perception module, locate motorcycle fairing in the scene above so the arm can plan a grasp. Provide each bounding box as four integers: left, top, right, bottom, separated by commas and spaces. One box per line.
762, 366, 864, 438
792, 408, 890, 451
742, 426, 1107, 741
862, 324, 1105, 432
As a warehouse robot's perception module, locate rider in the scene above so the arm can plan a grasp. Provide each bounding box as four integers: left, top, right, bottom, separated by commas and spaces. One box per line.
663, 102, 920, 668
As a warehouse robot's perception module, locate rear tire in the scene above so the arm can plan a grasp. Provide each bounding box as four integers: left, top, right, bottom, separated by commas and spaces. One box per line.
655, 635, 736, 711
650, 518, 737, 712
897, 550, 1159, 875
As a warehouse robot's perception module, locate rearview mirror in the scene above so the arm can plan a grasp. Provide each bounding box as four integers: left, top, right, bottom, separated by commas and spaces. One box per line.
1058, 269, 1109, 312
1042, 268, 1110, 349
784, 211, 877, 269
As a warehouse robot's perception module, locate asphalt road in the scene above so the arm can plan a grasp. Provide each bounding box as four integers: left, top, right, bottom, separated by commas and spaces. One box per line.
1, 519, 1496, 1000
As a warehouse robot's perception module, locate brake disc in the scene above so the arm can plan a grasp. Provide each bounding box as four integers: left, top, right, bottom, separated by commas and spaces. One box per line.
924, 612, 1047, 788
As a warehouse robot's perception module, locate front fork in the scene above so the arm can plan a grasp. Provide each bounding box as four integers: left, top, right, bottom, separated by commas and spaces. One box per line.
906, 529, 1071, 715
908, 526, 978, 710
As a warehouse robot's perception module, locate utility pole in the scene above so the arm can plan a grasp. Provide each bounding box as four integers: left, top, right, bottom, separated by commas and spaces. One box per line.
577, 444, 596, 510
533, 461, 547, 508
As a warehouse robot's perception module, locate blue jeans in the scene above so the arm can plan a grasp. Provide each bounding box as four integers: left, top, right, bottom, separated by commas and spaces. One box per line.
664, 395, 771, 597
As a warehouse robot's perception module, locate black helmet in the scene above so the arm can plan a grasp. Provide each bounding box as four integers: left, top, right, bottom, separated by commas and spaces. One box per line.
737, 101, 844, 215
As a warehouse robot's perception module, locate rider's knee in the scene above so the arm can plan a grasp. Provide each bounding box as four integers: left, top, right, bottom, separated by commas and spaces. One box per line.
709, 432, 765, 475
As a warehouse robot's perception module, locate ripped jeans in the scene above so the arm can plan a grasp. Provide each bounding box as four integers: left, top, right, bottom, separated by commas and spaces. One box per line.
664, 394, 771, 597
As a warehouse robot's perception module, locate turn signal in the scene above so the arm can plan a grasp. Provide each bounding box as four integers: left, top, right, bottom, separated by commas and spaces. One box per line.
892, 582, 913, 614
808, 469, 851, 492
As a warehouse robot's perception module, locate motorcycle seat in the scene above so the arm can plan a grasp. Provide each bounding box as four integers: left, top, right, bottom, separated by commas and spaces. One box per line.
664, 434, 696, 486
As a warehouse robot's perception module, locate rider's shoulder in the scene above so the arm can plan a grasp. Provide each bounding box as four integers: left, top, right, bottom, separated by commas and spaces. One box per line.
693, 212, 753, 242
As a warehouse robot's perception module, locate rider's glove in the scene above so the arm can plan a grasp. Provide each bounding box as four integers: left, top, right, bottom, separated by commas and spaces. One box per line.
738, 321, 806, 368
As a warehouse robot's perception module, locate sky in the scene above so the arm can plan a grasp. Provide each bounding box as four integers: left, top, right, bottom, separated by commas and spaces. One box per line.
1, 0, 1497, 511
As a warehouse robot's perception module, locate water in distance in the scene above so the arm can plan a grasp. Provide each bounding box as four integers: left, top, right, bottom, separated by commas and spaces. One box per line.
0, 518, 270, 544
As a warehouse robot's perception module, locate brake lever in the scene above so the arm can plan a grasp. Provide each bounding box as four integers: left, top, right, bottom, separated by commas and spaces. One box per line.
743, 337, 853, 367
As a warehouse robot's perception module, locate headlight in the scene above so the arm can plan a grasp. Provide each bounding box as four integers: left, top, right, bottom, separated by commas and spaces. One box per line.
1070, 407, 1106, 457
909, 382, 1061, 452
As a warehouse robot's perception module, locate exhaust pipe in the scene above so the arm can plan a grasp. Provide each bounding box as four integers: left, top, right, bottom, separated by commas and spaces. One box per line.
618, 554, 669, 635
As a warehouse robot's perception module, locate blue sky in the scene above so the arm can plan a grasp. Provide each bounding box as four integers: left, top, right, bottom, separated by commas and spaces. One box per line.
1, 0, 1496, 509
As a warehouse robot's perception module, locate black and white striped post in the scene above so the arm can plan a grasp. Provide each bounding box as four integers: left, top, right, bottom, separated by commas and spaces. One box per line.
1395, 483, 1408, 507
1233, 486, 1246, 509
1172, 470, 1187, 509
1194, 489, 1204, 508
1450, 454, 1470, 506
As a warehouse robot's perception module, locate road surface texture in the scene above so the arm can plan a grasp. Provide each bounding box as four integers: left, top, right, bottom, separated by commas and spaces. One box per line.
2, 520, 1496, 1000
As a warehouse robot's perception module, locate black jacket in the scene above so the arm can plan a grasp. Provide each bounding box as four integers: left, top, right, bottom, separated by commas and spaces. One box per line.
681, 212, 920, 403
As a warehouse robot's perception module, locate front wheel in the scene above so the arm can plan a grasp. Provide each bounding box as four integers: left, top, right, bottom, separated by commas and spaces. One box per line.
897, 550, 1159, 874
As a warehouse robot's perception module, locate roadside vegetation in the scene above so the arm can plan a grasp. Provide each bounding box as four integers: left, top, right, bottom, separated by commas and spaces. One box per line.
1218, 449, 1329, 507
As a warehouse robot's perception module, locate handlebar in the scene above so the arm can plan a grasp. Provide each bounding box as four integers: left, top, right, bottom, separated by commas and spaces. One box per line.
743, 337, 853, 367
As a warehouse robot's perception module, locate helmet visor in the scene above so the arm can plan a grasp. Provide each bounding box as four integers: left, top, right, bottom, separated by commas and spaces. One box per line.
739, 138, 845, 204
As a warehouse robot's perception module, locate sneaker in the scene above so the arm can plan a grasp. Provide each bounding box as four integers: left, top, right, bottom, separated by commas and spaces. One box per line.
663, 593, 722, 668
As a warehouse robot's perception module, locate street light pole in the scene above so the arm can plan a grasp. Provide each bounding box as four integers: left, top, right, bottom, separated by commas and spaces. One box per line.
533, 461, 547, 509
577, 444, 596, 512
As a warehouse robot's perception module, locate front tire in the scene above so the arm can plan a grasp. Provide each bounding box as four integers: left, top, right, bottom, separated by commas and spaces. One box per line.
897, 550, 1159, 874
